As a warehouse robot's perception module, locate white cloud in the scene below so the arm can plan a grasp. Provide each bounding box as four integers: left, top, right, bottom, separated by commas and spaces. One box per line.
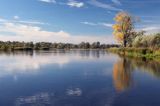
0, 17, 116, 44
70, 35, 116, 44
142, 27, 159, 31
99, 23, 113, 27
142, 26, 160, 34
0, 22, 116, 44
0, 22, 70, 39
0, 17, 47, 25
107, 11, 112, 14
88, 0, 122, 11
81, 21, 113, 28
0, 18, 7, 22
111, 0, 121, 5
81, 21, 97, 26
39, 0, 56, 3
13, 16, 20, 20
13, 20, 47, 25
67, 0, 84, 8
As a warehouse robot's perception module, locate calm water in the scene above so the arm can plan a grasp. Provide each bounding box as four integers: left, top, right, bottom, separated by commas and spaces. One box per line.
0, 50, 160, 106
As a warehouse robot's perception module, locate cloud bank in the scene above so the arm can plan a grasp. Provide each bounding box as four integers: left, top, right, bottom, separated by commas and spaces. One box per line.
142, 26, 160, 34
0, 18, 116, 44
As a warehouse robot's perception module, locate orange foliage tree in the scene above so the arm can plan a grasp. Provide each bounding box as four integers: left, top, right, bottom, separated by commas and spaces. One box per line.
113, 12, 135, 47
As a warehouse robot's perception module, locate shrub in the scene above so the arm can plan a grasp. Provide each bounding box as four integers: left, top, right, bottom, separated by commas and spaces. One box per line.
132, 33, 160, 49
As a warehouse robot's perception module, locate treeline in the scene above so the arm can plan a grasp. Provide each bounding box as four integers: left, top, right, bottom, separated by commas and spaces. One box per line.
0, 41, 119, 51
132, 33, 160, 49
117, 32, 160, 49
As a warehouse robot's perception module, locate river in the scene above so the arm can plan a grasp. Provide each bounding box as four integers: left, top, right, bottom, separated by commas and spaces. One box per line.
0, 50, 159, 106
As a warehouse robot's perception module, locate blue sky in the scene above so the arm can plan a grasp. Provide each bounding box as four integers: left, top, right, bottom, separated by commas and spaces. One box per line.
0, 0, 160, 43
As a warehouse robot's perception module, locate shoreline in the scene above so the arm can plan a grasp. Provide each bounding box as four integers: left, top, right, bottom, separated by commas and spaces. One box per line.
107, 48, 160, 60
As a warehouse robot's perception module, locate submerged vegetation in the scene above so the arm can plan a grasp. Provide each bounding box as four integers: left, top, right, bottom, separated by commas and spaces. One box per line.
0, 41, 119, 51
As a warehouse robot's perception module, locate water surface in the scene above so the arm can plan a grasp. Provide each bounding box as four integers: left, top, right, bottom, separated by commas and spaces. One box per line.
0, 50, 160, 106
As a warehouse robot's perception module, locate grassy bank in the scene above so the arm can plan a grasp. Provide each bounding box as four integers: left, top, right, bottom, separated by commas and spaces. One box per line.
107, 48, 160, 59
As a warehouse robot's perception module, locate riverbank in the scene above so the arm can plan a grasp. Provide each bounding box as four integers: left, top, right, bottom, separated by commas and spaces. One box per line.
107, 48, 160, 60
0, 41, 119, 51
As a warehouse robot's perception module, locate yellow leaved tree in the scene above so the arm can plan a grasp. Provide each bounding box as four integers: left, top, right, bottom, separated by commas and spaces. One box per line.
113, 12, 135, 47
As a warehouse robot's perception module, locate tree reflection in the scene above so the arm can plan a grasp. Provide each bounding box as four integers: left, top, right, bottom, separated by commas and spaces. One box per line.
130, 58, 160, 78
113, 58, 133, 92
112, 56, 160, 92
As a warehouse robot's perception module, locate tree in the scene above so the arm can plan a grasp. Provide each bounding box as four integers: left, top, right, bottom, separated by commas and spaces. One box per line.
113, 12, 135, 47
91, 42, 100, 49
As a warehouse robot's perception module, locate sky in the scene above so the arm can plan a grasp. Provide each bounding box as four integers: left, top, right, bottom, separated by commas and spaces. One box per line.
0, 0, 160, 44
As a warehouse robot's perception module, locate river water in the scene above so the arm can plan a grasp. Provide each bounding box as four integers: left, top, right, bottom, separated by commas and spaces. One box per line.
0, 50, 160, 106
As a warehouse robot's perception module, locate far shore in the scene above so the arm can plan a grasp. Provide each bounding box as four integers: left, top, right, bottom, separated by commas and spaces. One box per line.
0, 41, 119, 51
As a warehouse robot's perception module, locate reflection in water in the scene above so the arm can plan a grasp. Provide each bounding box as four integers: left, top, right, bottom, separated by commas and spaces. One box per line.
130, 58, 160, 78
0, 50, 113, 78
66, 88, 82, 96
113, 56, 160, 92
113, 58, 133, 92
0, 51, 160, 106
15, 92, 54, 106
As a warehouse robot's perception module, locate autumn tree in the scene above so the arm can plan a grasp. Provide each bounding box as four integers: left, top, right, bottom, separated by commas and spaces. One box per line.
113, 12, 135, 47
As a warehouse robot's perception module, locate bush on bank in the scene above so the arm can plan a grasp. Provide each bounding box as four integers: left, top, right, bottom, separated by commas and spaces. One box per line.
132, 33, 160, 49
108, 47, 160, 59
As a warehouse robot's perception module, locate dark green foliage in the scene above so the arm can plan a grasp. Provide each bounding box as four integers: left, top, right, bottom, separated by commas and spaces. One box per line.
0, 41, 120, 51
108, 47, 160, 59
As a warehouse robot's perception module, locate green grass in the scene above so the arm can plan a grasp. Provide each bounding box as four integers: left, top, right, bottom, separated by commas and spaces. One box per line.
107, 47, 160, 60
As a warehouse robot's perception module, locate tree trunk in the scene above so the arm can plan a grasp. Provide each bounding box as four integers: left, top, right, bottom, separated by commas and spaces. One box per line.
124, 40, 126, 47
123, 33, 127, 47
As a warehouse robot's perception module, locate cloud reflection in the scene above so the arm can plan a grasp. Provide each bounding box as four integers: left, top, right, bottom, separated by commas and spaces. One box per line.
66, 88, 82, 96
0, 50, 117, 77
15, 92, 54, 106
